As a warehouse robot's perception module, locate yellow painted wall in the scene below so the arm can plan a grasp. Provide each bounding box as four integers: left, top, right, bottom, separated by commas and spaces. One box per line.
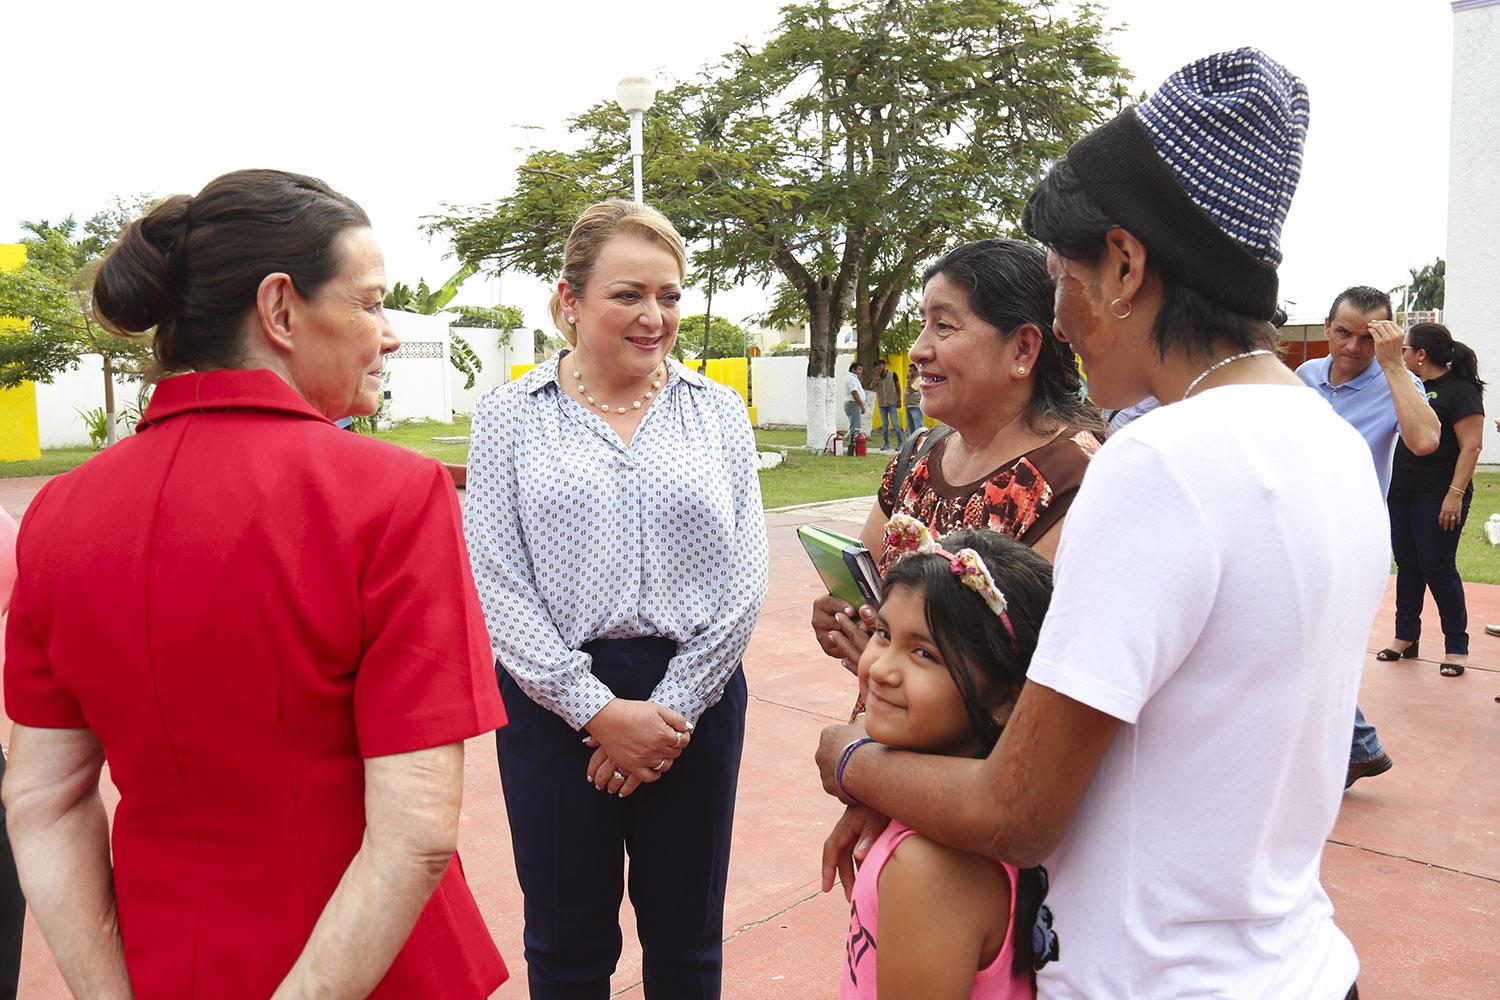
869, 353, 933, 436
0, 244, 42, 462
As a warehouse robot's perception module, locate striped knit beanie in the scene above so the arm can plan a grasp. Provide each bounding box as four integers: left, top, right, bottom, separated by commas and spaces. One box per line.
1064, 48, 1310, 320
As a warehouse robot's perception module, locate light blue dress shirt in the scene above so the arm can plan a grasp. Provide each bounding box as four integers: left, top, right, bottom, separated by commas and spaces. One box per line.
464, 357, 769, 730
1295, 355, 1424, 497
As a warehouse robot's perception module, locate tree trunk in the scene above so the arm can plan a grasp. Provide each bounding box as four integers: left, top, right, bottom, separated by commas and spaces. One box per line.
700, 225, 717, 366
804, 289, 838, 450
102, 354, 118, 447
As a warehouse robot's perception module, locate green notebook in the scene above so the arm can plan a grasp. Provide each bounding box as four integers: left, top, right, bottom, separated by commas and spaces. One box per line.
797, 524, 882, 609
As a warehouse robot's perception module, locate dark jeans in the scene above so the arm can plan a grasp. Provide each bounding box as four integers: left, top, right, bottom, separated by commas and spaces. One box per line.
1350, 704, 1384, 764
0, 755, 23, 1000
496, 638, 747, 1000
1390, 493, 1472, 655
878, 404, 904, 449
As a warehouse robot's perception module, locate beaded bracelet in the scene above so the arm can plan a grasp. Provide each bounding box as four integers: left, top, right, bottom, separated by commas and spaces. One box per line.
836, 736, 876, 805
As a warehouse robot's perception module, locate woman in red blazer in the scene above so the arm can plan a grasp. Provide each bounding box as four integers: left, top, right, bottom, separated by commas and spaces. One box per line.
2, 169, 507, 998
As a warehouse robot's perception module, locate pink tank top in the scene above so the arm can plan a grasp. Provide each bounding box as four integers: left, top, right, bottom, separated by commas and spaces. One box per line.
840, 820, 1034, 1000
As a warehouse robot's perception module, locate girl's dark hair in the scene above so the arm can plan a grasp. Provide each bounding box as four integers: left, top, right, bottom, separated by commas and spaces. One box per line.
1408, 322, 1484, 394
93, 168, 371, 374
922, 238, 1102, 434
1021, 157, 1278, 362
880, 527, 1053, 975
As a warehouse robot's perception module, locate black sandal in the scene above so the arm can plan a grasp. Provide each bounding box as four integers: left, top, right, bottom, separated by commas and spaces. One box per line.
1440, 661, 1466, 677
1375, 641, 1418, 662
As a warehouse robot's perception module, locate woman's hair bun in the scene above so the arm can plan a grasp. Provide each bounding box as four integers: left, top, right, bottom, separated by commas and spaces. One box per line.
93, 194, 193, 335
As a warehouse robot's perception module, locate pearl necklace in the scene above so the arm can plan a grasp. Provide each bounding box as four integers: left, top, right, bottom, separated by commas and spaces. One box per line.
570, 361, 663, 414
1181, 348, 1276, 400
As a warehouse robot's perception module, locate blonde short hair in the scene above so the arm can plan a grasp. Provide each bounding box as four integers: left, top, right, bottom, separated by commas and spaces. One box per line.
548, 199, 688, 345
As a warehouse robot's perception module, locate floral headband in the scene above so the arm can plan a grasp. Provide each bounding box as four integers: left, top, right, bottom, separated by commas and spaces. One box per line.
884, 513, 1019, 650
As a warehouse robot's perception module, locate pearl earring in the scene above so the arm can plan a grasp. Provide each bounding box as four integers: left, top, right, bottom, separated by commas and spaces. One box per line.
1016, 366, 1027, 375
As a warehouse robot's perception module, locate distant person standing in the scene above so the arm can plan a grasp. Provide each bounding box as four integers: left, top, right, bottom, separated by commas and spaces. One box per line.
1296, 286, 1439, 789
905, 366, 924, 436
874, 361, 904, 450
1385, 322, 1485, 678
844, 362, 866, 455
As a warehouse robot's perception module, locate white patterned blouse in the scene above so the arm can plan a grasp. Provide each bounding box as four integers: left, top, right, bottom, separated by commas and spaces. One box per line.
464, 356, 769, 731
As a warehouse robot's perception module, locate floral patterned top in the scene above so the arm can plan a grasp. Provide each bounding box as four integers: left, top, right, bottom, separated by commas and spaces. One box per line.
876, 426, 1099, 574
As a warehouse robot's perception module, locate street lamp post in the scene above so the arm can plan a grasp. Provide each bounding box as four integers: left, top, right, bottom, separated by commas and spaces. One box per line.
615, 76, 657, 204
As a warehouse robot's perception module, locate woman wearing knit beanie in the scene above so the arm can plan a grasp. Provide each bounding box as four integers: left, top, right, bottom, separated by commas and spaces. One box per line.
817, 49, 1373, 999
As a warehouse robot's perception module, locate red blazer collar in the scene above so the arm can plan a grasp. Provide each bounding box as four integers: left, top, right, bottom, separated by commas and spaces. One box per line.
138, 370, 333, 430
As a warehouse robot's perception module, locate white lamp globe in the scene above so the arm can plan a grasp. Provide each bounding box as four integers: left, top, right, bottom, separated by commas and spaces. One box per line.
615, 76, 657, 114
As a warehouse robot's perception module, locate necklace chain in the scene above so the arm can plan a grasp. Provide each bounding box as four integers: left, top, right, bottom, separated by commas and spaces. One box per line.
1182, 349, 1276, 400
569, 357, 663, 415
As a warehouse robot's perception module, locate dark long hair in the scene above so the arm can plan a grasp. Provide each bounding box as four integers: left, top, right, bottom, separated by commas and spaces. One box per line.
1021, 157, 1278, 362
1409, 322, 1484, 394
94, 168, 371, 374
922, 239, 1102, 434
881, 528, 1053, 976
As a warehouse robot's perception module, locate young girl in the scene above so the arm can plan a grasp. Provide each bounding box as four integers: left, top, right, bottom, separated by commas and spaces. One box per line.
838, 515, 1058, 1000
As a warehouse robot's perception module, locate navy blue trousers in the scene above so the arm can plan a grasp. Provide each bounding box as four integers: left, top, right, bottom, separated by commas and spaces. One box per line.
1390, 493, 1472, 655
496, 638, 746, 1000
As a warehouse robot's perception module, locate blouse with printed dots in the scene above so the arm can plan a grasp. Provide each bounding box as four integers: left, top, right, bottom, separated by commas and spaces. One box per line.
464, 356, 769, 730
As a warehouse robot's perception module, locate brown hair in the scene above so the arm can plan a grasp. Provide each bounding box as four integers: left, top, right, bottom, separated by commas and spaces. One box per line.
93, 168, 371, 373
547, 199, 687, 346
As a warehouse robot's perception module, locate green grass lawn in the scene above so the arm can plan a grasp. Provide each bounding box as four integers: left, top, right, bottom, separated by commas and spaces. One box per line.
1457, 472, 1500, 585
0, 448, 99, 478
370, 417, 472, 465
758, 449, 890, 510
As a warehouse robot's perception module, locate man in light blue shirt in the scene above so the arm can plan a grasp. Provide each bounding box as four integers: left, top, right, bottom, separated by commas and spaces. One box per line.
1297, 286, 1440, 790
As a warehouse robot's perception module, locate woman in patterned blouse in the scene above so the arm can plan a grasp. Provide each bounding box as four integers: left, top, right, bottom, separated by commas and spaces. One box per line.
812, 239, 1102, 671
464, 200, 768, 1000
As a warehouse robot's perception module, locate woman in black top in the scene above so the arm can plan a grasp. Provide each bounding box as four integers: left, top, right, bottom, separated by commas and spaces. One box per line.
1382, 323, 1485, 676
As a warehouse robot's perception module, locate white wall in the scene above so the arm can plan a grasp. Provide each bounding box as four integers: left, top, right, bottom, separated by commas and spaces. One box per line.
35, 356, 140, 448
449, 326, 524, 415
384, 310, 452, 424
1448, 1, 1500, 460
750, 353, 858, 440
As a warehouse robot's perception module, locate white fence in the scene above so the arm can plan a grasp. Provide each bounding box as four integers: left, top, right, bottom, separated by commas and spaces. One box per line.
751, 354, 859, 428
383, 310, 453, 424
34, 357, 138, 448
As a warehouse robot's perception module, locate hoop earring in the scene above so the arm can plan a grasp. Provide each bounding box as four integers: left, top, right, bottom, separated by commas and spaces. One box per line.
1109, 297, 1132, 320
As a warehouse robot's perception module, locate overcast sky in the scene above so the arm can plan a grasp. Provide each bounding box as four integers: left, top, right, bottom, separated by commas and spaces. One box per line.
1, 0, 1455, 332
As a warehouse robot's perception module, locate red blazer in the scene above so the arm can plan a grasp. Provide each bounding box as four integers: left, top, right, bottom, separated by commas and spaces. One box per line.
5, 369, 507, 998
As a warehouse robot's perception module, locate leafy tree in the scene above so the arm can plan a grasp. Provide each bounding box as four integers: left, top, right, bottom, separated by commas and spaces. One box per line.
0, 200, 157, 445
1392, 257, 1444, 314
434, 0, 1124, 445
676, 313, 751, 359
532, 328, 568, 359
383, 263, 523, 389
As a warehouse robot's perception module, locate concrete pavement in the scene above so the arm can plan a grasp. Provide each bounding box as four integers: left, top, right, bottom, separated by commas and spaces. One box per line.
3, 482, 1497, 997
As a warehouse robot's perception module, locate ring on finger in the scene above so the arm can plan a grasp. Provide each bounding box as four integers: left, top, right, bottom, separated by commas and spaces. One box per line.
653, 758, 667, 772
612, 769, 626, 783
673, 731, 684, 749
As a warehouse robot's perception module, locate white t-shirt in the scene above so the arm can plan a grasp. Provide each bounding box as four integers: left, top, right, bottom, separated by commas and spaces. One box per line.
1027, 385, 1388, 999
844, 371, 864, 405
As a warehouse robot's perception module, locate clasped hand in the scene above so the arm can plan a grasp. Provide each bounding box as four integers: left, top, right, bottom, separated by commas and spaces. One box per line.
582, 698, 692, 798
811, 596, 877, 674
